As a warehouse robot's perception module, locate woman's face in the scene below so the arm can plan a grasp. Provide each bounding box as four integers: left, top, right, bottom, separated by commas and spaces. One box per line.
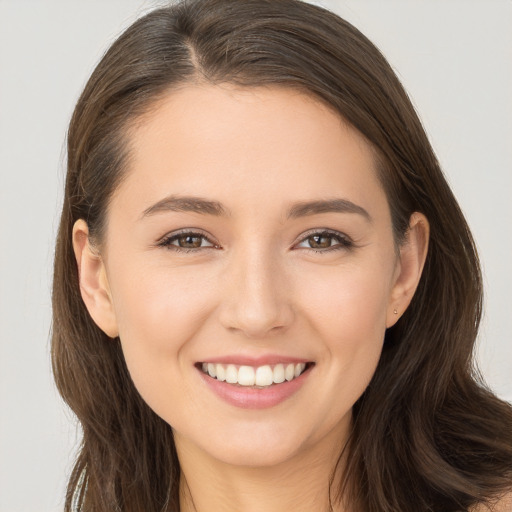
76, 84, 422, 468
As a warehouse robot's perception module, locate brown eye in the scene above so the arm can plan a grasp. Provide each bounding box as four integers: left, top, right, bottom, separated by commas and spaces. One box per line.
177, 235, 203, 248
296, 230, 353, 253
308, 234, 334, 249
158, 231, 217, 252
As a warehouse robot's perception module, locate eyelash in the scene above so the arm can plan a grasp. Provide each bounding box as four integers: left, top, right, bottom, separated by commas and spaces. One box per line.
156, 229, 354, 254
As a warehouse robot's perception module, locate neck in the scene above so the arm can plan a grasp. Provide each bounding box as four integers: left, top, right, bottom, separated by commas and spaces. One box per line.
176, 424, 350, 512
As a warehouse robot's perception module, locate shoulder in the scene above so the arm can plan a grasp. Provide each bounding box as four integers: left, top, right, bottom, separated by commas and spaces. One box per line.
471, 492, 512, 512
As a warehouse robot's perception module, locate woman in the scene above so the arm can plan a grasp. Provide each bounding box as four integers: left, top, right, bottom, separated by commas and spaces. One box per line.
51, 0, 512, 510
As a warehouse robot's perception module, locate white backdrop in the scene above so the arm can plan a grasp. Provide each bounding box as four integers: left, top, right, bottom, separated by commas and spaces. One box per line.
0, 1, 510, 510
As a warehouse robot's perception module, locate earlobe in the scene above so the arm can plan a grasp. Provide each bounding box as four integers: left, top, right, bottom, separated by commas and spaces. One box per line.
386, 212, 429, 328
72, 219, 119, 338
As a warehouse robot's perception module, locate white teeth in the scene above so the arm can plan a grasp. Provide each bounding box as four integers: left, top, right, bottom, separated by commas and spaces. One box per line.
273, 364, 285, 384
216, 364, 226, 382
238, 366, 255, 386
294, 363, 306, 378
255, 365, 273, 386
201, 362, 309, 387
225, 364, 238, 384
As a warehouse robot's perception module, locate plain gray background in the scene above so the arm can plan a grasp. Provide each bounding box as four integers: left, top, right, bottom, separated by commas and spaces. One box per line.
0, 1, 511, 510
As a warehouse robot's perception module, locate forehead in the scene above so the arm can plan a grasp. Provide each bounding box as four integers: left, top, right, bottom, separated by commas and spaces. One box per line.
116, 84, 386, 221
131, 83, 367, 156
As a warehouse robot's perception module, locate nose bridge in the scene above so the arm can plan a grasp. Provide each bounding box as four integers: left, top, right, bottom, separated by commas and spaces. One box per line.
219, 240, 293, 338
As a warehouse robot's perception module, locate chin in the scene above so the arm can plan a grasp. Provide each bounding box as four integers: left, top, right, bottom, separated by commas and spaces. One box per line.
206, 438, 307, 468
179, 414, 344, 470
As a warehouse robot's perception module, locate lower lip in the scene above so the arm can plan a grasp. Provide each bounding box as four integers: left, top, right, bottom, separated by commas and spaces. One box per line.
198, 366, 312, 409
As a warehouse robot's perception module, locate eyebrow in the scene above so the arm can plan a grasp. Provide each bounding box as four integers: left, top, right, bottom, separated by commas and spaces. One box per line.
141, 195, 371, 222
286, 198, 371, 222
142, 195, 230, 218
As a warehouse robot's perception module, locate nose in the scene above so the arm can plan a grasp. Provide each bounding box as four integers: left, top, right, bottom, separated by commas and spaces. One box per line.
218, 245, 295, 339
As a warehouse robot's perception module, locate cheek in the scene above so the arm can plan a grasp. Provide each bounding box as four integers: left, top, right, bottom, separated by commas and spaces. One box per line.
295, 259, 393, 393
107, 262, 215, 402
298, 259, 392, 339
111, 259, 214, 337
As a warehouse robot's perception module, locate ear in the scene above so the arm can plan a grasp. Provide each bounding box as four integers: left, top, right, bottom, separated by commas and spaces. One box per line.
72, 219, 119, 338
386, 212, 429, 328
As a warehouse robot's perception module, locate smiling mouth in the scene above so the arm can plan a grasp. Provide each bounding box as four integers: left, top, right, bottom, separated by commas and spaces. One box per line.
198, 362, 313, 388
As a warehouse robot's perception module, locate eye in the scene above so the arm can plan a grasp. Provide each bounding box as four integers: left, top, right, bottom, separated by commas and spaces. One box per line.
295, 230, 353, 253
157, 230, 218, 252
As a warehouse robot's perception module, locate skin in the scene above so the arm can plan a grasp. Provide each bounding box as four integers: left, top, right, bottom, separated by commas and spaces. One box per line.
73, 84, 429, 512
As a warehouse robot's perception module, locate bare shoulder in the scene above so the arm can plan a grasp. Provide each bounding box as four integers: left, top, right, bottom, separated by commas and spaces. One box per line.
471, 491, 512, 512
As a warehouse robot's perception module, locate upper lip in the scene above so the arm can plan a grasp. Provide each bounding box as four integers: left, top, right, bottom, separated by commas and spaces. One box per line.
198, 355, 312, 366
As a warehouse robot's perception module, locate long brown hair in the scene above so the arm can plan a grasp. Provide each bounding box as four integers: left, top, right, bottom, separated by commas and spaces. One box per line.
52, 1, 512, 510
